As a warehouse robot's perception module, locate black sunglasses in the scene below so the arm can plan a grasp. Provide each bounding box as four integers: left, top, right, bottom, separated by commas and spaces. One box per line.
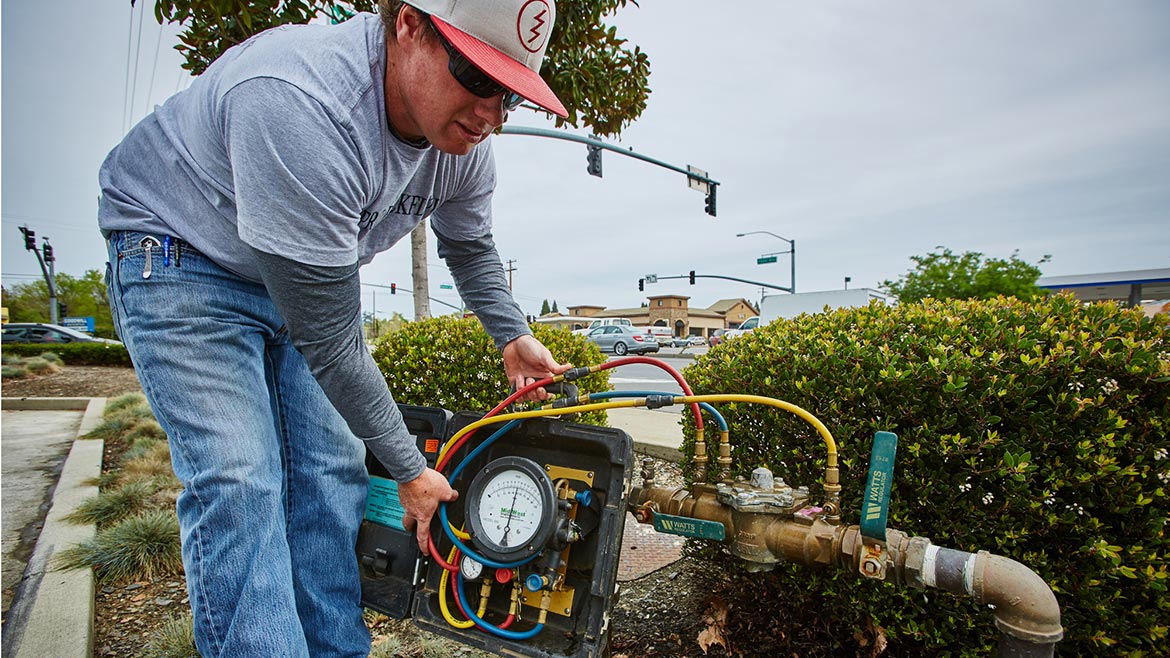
429, 18, 523, 113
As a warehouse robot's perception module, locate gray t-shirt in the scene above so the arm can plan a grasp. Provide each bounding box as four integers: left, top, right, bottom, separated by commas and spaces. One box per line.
98, 13, 531, 482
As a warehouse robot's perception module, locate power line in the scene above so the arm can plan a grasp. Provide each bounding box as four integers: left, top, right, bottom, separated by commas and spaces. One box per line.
121, 2, 135, 134
144, 17, 165, 117
127, 0, 146, 133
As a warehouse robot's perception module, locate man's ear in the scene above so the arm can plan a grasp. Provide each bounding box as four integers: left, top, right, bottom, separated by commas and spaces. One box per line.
396, 5, 429, 47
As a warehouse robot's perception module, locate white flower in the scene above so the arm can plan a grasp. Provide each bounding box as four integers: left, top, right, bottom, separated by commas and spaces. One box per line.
959, 483, 972, 493
1155, 448, 1168, 461
982, 493, 994, 505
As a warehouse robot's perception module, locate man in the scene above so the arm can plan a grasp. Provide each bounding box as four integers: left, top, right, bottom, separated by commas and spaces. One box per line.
97, 1, 570, 655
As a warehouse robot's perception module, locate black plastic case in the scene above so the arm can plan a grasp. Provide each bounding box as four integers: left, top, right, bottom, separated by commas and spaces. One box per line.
356, 404, 451, 619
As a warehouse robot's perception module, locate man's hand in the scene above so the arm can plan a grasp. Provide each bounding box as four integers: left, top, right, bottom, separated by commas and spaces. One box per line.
397, 468, 459, 552
503, 334, 571, 402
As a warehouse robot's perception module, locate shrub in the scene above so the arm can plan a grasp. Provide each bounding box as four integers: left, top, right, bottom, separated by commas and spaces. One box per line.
371, 317, 612, 426
56, 510, 183, 583
681, 294, 1169, 657
1, 341, 131, 365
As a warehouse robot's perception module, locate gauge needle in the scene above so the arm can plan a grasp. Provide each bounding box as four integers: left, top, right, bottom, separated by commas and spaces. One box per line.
501, 487, 520, 547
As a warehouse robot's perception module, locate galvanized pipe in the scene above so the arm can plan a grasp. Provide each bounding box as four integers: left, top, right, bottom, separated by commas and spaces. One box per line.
630, 485, 1062, 656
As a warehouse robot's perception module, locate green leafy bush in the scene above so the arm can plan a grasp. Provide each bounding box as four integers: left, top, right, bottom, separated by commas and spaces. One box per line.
682, 294, 1169, 656
1, 342, 131, 365
371, 317, 612, 426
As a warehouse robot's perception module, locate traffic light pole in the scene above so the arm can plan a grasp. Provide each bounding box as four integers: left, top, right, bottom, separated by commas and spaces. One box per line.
362, 283, 464, 313
499, 126, 720, 217
18, 225, 60, 324
642, 272, 792, 294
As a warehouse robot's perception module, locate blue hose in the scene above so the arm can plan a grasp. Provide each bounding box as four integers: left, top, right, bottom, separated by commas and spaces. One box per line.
439, 419, 538, 570
455, 571, 544, 639
589, 390, 728, 431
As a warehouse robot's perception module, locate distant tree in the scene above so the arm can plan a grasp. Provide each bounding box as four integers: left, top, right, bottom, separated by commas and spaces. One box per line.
1, 270, 117, 338
551, 300, 559, 314
540, 299, 551, 316
881, 247, 1050, 304
364, 311, 408, 341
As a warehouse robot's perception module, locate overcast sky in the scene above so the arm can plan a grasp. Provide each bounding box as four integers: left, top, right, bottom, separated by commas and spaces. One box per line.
4, 1, 1169, 322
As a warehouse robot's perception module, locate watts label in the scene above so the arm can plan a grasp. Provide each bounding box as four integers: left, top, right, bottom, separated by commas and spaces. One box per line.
653, 513, 726, 541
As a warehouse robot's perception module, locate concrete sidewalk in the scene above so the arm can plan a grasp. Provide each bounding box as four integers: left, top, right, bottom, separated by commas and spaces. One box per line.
607, 407, 685, 461
1, 398, 106, 658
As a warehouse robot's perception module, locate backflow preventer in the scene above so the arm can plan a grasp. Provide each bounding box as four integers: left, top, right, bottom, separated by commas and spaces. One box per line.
355, 359, 1064, 658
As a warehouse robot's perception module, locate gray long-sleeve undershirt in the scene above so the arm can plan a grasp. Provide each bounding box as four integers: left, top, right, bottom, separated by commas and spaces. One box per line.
251, 229, 530, 482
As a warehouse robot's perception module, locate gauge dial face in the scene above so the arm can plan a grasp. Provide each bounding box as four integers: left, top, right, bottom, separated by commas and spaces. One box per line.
460, 555, 484, 581
476, 468, 545, 550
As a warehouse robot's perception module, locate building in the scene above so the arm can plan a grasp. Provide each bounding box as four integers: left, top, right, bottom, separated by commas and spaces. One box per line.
1037, 269, 1170, 306
560, 296, 759, 339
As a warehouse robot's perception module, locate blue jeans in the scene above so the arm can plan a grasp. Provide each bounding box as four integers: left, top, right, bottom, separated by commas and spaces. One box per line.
106, 231, 370, 658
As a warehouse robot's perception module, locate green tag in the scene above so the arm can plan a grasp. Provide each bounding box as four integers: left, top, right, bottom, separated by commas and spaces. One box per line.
364, 476, 406, 531
860, 431, 898, 542
652, 512, 726, 541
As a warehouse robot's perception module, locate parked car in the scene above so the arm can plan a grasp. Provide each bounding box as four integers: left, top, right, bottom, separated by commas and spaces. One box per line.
1, 322, 122, 345
572, 317, 633, 336
708, 329, 728, 347
688, 335, 707, 346
670, 335, 691, 348
585, 325, 659, 355
723, 316, 760, 341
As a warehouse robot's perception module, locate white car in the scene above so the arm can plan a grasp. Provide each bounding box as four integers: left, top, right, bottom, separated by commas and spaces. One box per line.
723, 316, 760, 340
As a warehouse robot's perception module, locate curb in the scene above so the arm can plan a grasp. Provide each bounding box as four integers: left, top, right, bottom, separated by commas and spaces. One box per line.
1, 397, 105, 658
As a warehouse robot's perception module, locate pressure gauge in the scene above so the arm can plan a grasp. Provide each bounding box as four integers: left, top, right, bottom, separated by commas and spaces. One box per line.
459, 555, 484, 581
465, 456, 557, 563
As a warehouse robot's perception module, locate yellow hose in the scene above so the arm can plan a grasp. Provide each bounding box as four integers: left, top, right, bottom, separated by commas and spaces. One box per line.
439, 395, 836, 465
439, 545, 475, 629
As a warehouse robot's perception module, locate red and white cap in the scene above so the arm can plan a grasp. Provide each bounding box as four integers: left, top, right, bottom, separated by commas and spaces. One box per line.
406, 0, 568, 117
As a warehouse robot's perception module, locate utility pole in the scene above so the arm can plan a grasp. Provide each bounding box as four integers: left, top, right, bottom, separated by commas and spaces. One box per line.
18, 225, 59, 324
505, 259, 517, 292
410, 223, 431, 321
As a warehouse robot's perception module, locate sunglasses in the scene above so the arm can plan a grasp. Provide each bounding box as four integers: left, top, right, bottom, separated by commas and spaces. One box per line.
429, 18, 524, 114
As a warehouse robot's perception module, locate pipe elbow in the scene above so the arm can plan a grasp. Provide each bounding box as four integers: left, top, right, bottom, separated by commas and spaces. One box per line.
974, 551, 1063, 645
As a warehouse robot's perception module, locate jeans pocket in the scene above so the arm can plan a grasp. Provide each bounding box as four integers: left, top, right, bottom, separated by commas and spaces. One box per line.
104, 260, 124, 342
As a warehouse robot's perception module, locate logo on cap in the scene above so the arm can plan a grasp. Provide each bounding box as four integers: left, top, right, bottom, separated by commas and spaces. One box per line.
516, 0, 551, 54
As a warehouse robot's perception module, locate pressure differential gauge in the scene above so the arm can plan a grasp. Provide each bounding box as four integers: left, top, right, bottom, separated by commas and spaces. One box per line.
465, 456, 557, 563
459, 555, 484, 581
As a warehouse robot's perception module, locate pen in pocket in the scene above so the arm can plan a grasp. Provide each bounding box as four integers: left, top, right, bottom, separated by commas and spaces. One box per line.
163, 236, 171, 267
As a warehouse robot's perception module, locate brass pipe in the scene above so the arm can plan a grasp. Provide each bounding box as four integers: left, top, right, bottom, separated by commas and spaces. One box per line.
629, 485, 1062, 655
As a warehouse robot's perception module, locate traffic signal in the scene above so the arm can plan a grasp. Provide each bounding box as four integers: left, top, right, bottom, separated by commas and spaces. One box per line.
689, 270, 696, 285
704, 186, 717, 217
638, 278, 644, 292
390, 283, 397, 294
586, 143, 602, 178
58, 302, 68, 317
20, 226, 35, 251
42, 241, 54, 262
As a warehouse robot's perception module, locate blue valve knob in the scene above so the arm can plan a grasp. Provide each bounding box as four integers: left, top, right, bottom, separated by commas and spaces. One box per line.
575, 489, 593, 507
525, 573, 545, 592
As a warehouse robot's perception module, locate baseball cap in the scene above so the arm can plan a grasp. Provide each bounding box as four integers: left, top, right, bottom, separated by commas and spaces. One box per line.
405, 0, 568, 118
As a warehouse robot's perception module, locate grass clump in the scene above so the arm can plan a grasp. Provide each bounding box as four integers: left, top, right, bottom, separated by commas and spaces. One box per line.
2, 364, 29, 379
66, 480, 156, 528
105, 392, 149, 414
144, 614, 199, 658
369, 636, 404, 658
57, 510, 182, 583
25, 357, 63, 375
38, 351, 62, 363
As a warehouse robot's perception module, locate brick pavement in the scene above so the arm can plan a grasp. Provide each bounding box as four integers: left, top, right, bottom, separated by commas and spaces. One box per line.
616, 512, 684, 582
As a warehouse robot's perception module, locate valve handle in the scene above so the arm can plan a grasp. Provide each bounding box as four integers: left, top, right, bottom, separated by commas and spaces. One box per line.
860, 431, 898, 543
